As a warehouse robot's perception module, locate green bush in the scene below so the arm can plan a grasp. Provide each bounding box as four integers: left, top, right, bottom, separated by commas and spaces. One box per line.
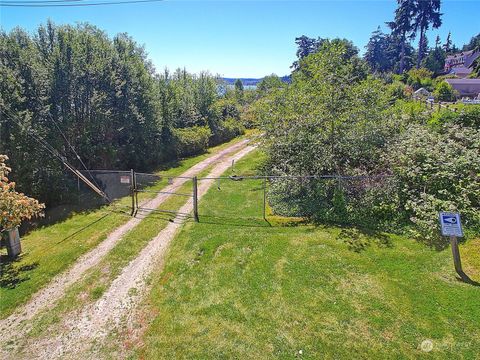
433, 81, 457, 102
172, 126, 212, 158
386, 124, 480, 248
406, 68, 433, 90
428, 105, 480, 128
267, 176, 403, 231
209, 118, 245, 146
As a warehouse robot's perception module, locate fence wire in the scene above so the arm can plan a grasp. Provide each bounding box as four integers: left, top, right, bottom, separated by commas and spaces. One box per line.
195, 174, 399, 228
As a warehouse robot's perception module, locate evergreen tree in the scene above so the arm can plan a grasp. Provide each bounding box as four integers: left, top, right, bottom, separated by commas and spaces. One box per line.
463, 33, 480, 51
387, 0, 415, 73
411, 0, 442, 68
364, 27, 391, 73
234, 79, 244, 92
443, 31, 453, 53
290, 35, 325, 70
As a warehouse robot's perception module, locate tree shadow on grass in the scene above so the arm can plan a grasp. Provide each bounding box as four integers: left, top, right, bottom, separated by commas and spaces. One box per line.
336, 226, 393, 253
197, 215, 272, 228
0, 255, 39, 289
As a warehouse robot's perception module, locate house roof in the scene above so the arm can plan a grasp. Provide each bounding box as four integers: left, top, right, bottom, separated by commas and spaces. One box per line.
445, 79, 480, 85
445, 78, 480, 96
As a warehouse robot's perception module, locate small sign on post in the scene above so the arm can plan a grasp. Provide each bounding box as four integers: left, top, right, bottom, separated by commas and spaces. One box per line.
439, 212, 463, 237
439, 212, 469, 282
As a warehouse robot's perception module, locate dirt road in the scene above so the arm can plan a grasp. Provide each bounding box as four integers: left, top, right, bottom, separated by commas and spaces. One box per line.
0, 139, 251, 350
12, 144, 256, 359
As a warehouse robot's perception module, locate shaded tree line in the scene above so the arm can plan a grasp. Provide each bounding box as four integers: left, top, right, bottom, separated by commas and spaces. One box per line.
0, 22, 244, 206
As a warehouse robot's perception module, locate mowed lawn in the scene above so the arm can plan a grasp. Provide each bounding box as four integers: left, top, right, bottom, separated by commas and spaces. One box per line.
0, 135, 249, 318
137, 150, 480, 359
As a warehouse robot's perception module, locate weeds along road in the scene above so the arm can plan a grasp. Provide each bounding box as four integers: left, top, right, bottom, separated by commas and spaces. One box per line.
0, 138, 252, 350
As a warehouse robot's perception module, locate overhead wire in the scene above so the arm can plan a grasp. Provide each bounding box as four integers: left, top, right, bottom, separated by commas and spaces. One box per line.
0, 108, 110, 202
47, 114, 104, 196
0, 0, 165, 7
0, 0, 86, 3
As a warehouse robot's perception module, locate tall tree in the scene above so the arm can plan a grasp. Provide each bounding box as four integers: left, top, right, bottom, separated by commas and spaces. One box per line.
424, 39, 446, 75
364, 27, 391, 73
234, 79, 244, 104
290, 35, 325, 71
443, 31, 452, 52
411, 0, 442, 68
463, 33, 480, 51
387, 0, 415, 73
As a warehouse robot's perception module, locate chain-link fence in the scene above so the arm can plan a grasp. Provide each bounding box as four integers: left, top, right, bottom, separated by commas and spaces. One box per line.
35, 169, 400, 230
194, 174, 400, 229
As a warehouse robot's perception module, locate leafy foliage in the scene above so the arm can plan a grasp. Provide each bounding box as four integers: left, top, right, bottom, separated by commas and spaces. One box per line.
0, 22, 244, 207
433, 81, 457, 102
386, 124, 480, 247
253, 39, 480, 242
172, 126, 212, 158
0, 155, 44, 231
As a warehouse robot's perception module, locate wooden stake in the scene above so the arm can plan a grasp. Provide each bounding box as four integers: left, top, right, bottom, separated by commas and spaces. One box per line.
263, 177, 267, 221
193, 176, 199, 222
130, 169, 135, 216
450, 235, 464, 276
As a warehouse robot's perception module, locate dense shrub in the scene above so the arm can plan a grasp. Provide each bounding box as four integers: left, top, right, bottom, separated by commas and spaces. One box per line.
172, 126, 212, 158
267, 176, 403, 231
428, 105, 480, 128
406, 68, 433, 90
209, 118, 245, 146
386, 124, 480, 247
433, 81, 457, 102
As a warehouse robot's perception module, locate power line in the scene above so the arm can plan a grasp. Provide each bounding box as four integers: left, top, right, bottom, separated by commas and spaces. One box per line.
0, 0, 164, 7
0, 0, 85, 4
1, 108, 110, 202
47, 113, 104, 195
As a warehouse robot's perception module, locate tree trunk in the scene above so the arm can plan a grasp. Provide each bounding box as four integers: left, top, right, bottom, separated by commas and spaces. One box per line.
417, 27, 425, 69
399, 35, 406, 74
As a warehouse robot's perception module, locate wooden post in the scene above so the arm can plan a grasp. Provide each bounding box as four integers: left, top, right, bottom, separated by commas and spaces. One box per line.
263, 177, 267, 220
193, 176, 199, 222
130, 169, 135, 216
6, 228, 21, 258
450, 236, 464, 277
134, 171, 139, 215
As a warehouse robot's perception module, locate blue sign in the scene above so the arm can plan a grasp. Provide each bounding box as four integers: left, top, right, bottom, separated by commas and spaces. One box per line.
439, 212, 463, 237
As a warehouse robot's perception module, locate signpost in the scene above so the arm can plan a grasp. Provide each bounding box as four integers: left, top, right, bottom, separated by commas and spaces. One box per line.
439, 212, 468, 282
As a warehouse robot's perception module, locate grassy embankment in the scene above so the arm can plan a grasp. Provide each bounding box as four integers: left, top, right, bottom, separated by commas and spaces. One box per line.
132, 150, 480, 359
0, 133, 251, 319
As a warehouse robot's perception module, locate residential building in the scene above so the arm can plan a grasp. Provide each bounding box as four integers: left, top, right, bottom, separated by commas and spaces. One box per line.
444, 50, 480, 78
445, 78, 480, 98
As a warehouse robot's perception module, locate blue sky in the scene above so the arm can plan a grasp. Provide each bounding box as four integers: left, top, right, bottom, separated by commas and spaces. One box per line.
1, 0, 479, 77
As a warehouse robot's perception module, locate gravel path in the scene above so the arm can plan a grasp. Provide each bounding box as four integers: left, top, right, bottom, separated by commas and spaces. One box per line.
0, 139, 250, 348
14, 144, 256, 360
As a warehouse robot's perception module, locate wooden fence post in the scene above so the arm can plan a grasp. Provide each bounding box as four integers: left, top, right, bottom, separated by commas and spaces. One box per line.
263, 177, 267, 220
193, 176, 199, 222
130, 169, 135, 216
450, 236, 464, 277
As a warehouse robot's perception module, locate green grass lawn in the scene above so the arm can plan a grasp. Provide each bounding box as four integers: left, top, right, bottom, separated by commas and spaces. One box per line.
0, 134, 250, 319
135, 150, 480, 359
